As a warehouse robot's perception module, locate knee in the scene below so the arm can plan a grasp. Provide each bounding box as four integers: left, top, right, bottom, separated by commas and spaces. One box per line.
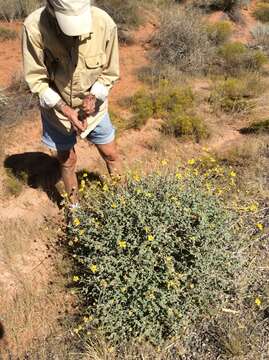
58, 150, 77, 170
103, 150, 119, 163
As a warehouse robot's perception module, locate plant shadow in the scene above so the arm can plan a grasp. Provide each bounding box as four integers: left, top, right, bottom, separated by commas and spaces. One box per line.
4, 152, 62, 205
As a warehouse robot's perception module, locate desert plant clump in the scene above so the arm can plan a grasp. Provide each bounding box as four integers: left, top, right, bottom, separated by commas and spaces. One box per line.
124, 82, 208, 141
66, 164, 257, 346
193, 0, 250, 11
206, 20, 233, 45
217, 41, 268, 74
94, 0, 141, 28
210, 76, 262, 113
251, 23, 269, 51
0, 0, 44, 21
152, 7, 214, 74
253, 2, 269, 22
0, 27, 17, 41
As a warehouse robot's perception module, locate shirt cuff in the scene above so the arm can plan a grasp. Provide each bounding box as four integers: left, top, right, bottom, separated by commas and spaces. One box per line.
39, 88, 61, 108
90, 82, 109, 102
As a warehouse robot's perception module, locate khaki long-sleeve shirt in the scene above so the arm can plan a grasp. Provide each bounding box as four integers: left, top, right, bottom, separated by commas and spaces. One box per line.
22, 5, 120, 138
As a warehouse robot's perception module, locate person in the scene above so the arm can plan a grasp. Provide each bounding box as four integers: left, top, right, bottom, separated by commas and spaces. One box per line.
22, 0, 121, 202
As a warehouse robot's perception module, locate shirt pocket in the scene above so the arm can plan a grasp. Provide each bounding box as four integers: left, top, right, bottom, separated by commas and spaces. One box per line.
81, 53, 107, 90
85, 53, 107, 69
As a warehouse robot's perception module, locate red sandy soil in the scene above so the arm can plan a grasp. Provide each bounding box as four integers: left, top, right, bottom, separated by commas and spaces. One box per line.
0, 21, 22, 88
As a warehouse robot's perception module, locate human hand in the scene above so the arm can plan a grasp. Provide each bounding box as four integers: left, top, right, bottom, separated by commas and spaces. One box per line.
60, 103, 88, 134
82, 94, 97, 116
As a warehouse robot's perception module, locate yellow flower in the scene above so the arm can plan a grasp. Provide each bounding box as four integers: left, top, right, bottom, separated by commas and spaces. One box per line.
176, 173, 182, 180
256, 223, 264, 231
188, 159, 196, 166
144, 226, 150, 233
73, 218, 80, 227
89, 264, 98, 273
80, 180, 86, 187
83, 173, 88, 178
147, 235, 154, 241
111, 203, 117, 209
83, 316, 93, 323
230, 171, 236, 178
161, 159, 168, 166
121, 287, 127, 293
79, 229, 85, 236
73, 325, 83, 334
118, 240, 127, 249
103, 184, 109, 192
133, 174, 141, 182
62, 191, 68, 198
249, 204, 258, 212
255, 297, 262, 307
73, 275, 80, 282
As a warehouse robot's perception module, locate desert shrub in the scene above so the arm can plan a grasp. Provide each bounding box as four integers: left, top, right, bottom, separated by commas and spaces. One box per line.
253, 2, 269, 22
251, 24, 269, 51
152, 7, 214, 74
206, 21, 233, 45
193, 0, 250, 11
0, 27, 17, 41
162, 113, 208, 141
0, 0, 43, 20
0, 91, 9, 123
66, 167, 252, 345
218, 42, 268, 74
125, 83, 207, 140
128, 89, 154, 129
94, 0, 141, 28
240, 118, 269, 134
210, 76, 261, 113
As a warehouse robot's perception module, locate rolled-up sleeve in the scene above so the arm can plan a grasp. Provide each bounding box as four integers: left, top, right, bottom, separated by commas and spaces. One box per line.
22, 25, 60, 108
90, 25, 120, 101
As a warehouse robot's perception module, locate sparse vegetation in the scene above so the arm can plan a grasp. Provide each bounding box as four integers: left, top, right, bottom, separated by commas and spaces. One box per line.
217, 41, 268, 74
0, 26, 17, 41
206, 20, 233, 45
0, 0, 43, 21
210, 75, 262, 113
124, 82, 208, 141
94, 0, 142, 28
251, 23, 269, 51
253, 2, 269, 22
152, 7, 214, 74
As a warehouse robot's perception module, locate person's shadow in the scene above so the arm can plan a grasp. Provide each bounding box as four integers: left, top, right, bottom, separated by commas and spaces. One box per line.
4, 152, 62, 205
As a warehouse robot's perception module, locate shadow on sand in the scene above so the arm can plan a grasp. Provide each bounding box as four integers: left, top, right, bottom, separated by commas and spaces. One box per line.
4, 152, 62, 205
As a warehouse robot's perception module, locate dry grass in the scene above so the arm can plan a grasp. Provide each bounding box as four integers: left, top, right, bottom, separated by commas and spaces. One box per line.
0, 217, 76, 359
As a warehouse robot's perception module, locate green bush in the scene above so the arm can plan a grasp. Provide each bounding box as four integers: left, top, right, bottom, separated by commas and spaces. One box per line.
124, 83, 207, 140
0, 27, 17, 41
162, 113, 208, 141
67, 168, 247, 345
206, 21, 233, 45
210, 76, 261, 113
253, 2, 269, 22
218, 42, 268, 74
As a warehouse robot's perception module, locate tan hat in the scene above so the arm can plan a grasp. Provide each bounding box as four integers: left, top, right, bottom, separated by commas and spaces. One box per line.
49, 0, 92, 36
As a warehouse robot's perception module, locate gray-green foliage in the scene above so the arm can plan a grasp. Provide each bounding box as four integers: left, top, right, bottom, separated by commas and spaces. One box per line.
152, 7, 214, 74
67, 170, 247, 345
0, 0, 43, 20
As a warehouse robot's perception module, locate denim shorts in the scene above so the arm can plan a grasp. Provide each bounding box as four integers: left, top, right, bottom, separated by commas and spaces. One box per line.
41, 112, 115, 151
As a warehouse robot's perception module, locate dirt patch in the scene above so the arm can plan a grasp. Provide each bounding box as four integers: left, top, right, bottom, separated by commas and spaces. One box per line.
0, 21, 22, 89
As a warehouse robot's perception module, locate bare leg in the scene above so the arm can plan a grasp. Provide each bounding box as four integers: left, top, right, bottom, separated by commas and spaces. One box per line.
57, 148, 78, 202
95, 141, 122, 176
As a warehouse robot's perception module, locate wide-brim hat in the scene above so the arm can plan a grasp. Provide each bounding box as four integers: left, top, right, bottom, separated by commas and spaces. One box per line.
49, 0, 92, 36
